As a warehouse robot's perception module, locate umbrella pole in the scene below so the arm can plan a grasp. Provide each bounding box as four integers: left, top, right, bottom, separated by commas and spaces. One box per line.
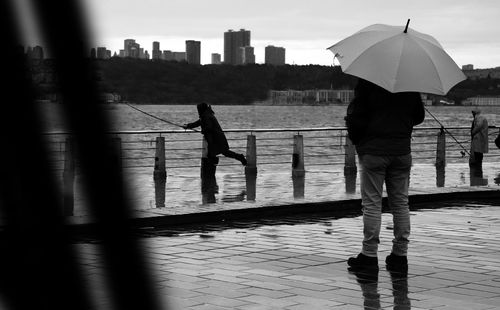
424, 107, 470, 157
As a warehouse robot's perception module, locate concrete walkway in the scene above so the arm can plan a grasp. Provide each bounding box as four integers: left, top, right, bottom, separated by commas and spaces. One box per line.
74, 198, 500, 310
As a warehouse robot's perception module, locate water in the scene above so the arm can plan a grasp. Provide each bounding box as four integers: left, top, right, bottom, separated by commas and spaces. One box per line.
37, 103, 500, 216
39, 103, 500, 132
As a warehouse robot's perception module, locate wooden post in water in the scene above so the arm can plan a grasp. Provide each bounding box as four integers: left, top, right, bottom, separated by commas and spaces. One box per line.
344, 136, 357, 175
292, 134, 305, 177
62, 137, 75, 216
435, 128, 446, 168
245, 134, 257, 175
153, 136, 166, 180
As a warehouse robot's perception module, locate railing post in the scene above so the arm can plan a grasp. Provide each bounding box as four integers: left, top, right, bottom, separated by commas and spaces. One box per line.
292, 134, 305, 177
435, 128, 446, 168
153, 136, 166, 180
62, 137, 75, 216
293, 174, 305, 199
245, 134, 257, 175
245, 173, 256, 201
111, 137, 122, 173
344, 136, 357, 175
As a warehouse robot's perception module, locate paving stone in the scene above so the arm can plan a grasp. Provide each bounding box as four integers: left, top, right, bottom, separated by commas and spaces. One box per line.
73, 203, 500, 309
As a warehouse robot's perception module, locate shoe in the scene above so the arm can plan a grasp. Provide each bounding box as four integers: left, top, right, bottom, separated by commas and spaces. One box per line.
238, 154, 247, 166
385, 253, 408, 273
347, 253, 379, 271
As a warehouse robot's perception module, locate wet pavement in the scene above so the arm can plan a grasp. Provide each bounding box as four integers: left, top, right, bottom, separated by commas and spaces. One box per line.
75, 201, 500, 310
66, 161, 500, 226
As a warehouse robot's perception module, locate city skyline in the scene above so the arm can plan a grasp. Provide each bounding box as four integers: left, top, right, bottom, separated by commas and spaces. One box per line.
13, 0, 500, 68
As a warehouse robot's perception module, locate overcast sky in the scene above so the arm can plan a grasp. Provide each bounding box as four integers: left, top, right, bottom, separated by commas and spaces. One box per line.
15, 0, 500, 68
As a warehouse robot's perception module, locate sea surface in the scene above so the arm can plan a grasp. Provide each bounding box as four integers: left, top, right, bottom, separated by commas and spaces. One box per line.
38, 103, 500, 216
39, 103, 500, 132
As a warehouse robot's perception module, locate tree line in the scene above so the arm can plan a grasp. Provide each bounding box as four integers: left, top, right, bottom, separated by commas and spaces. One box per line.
95, 58, 357, 104
31, 57, 500, 104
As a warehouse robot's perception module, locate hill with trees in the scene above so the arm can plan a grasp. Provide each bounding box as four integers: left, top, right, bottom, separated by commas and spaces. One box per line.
30, 58, 500, 104
95, 58, 357, 104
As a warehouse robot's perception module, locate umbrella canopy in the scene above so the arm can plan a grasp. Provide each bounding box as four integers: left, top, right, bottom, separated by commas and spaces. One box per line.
327, 20, 466, 95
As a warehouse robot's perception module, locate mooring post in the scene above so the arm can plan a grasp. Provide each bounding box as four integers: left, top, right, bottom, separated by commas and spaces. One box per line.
153, 136, 166, 180
344, 136, 357, 175
62, 137, 75, 216
292, 134, 305, 177
435, 128, 446, 168
245, 134, 257, 175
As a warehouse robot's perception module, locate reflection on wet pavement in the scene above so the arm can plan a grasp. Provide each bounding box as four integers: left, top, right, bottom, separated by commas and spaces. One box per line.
74, 203, 500, 310
71, 161, 500, 217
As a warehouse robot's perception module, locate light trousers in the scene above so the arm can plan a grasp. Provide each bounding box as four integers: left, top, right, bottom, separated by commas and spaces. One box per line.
359, 154, 412, 257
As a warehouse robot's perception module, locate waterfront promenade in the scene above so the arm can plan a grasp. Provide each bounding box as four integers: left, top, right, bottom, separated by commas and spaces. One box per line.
44, 124, 500, 309
74, 197, 500, 310
64, 145, 500, 309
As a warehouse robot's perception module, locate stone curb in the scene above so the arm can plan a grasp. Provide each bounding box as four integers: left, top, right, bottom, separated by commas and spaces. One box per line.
68, 188, 500, 235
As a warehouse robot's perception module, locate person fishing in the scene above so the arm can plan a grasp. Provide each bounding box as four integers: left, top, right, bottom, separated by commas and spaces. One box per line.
470, 107, 489, 166
183, 102, 247, 166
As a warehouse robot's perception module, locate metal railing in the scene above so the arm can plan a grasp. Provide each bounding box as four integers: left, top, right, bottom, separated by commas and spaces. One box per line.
42, 125, 500, 216
44, 126, 500, 172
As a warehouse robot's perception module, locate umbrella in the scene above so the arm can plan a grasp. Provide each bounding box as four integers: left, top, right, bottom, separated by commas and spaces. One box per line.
327, 19, 466, 95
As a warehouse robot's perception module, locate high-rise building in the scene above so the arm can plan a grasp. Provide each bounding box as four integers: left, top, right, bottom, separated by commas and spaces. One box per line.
162, 50, 174, 61
96, 47, 108, 59
122, 39, 142, 58
211, 53, 221, 64
123, 39, 135, 57
186, 40, 201, 64
173, 52, 186, 62
240, 46, 255, 64
224, 29, 250, 65
265, 45, 285, 65
27, 45, 44, 60
152, 41, 161, 60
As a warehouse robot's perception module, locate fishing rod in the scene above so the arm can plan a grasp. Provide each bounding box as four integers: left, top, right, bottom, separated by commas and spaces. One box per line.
424, 106, 470, 157
123, 102, 199, 132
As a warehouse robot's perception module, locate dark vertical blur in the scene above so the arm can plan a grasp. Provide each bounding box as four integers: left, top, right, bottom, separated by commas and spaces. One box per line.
0, 1, 163, 309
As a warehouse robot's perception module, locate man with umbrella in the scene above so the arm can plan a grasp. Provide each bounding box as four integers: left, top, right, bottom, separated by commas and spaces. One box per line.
329, 19, 466, 273
345, 78, 424, 273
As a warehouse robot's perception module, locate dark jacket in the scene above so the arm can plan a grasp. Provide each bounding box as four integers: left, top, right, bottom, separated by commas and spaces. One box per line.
345, 79, 425, 156
186, 103, 229, 156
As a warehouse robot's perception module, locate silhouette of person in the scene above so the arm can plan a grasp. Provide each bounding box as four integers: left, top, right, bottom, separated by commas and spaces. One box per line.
183, 102, 247, 166
470, 107, 488, 166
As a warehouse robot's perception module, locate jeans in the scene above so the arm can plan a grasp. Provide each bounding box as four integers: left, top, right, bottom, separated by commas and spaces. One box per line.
359, 154, 412, 257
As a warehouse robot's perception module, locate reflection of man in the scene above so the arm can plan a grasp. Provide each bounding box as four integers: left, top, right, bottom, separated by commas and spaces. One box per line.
470, 107, 488, 166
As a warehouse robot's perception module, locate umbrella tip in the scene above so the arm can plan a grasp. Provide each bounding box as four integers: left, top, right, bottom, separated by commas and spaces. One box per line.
404, 19, 410, 33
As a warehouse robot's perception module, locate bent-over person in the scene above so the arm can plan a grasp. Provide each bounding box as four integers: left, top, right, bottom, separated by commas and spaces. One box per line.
183, 102, 247, 166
